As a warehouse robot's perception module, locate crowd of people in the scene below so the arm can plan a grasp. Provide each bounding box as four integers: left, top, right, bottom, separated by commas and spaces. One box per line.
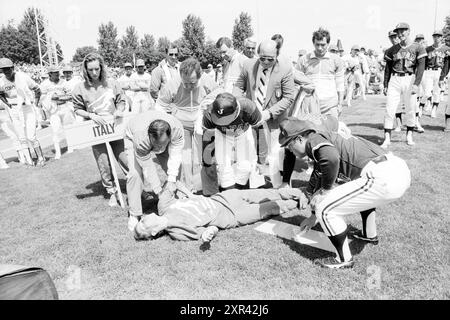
1, 22, 449, 269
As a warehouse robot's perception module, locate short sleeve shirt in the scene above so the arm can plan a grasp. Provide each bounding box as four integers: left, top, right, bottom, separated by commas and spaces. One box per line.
384, 43, 427, 74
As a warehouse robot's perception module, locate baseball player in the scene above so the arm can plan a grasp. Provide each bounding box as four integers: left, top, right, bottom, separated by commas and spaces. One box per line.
202, 92, 261, 190
0, 58, 45, 166
0, 97, 27, 165
279, 118, 411, 269
133, 183, 307, 241
419, 30, 448, 119
38, 65, 75, 159
129, 59, 154, 114
382, 22, 426, 148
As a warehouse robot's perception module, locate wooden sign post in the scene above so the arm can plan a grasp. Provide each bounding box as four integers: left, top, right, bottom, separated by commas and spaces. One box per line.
64, 114, 135, 208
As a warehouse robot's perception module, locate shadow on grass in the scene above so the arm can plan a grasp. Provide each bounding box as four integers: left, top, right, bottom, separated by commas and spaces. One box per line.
347, 122, 383, 130
422, 124, 445, 132
271, 216, 369, 262
76, 178, 127, 200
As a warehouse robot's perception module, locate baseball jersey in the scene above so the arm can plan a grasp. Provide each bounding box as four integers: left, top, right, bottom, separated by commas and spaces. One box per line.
163, 196, 237, 241
305, 131, 386, 194
384, 42, 427, 74
72, 79, 125, 116
0, 71, 39, 106
425, 44, 450, 70
203, 97, 261, 136
39, 79, 70, 113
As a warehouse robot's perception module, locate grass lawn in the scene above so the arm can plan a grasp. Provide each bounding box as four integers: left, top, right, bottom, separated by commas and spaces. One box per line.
0, 94, 449, 299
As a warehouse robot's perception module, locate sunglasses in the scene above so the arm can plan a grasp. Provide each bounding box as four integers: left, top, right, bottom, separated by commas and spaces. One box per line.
245, 46, 256, 50
168, 53, 178, 57
259, 57, 275, 63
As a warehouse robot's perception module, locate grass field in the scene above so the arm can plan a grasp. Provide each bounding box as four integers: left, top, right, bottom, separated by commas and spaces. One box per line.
0, 94, 449, 300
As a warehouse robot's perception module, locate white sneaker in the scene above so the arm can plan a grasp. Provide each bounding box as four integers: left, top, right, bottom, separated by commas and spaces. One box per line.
406, 136, 415, 146
55, 152, 61, 160
108, 193, 118, 207
0, 160, 9, 169
380, 140, 391, 149
128, 215, 140, 232
394, 126, 401, 132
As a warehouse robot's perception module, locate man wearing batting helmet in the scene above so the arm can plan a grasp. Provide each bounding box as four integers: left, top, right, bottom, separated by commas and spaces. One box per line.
279, 118, 411, 269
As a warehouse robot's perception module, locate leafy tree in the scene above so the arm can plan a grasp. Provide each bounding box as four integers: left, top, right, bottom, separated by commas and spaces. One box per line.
156, 36, 171, 53
201, 40, 222, 68
0, 22, 28, 63
119, 25, 140, 64
180, 14, 206, 59
232, 12, 253, 52
98, 21, 120, 67
136, 33, 156, 63
72, 46, 97, 62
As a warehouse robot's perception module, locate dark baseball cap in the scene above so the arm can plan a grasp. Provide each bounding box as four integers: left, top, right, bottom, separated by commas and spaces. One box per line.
279, 118, 317, 147
432, 30, 443, 37
394, 22, 410, 32
388, 30, 397, 37
415, 34, 425, 40
328, 45, 338, 52
211, 93, 240, 126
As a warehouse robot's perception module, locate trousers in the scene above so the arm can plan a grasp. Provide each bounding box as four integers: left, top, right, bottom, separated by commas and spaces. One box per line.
420, 69, 441, 104
385, 75, 416, 129
315, 153, 411, 237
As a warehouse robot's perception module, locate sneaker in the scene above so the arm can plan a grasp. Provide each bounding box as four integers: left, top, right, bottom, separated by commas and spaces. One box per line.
128, 214, 141, 232
431, 108, 436, 118
0, 161, 9, 169
350, 230, 379, 245
394, 126, 401, 132
108, 193, 118, 207
414, 125, 425, 133
55, 152, 61, 160
314, 256, 354, 269
380, 140, 390, 149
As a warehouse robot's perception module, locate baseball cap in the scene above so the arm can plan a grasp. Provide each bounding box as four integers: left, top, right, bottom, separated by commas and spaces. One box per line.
394, 22, 410, 32
136, 59, 145, 67
432, 30, 443, 37
217, 63, 222, 67
62, 65, 73, 72
415, 34, 425, 40
211, 93, 241, 126
0, 58, 13, 69
351, 45, 361, 51
388, 30, 397, 37
124, 62, 133, 68
47, 65, 60, 73
279, 118, 317, 147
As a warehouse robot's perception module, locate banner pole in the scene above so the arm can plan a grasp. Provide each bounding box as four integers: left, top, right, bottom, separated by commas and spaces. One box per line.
105, 141, 125, 209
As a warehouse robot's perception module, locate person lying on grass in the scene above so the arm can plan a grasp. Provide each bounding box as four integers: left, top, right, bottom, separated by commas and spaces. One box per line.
133, 182, 308, 242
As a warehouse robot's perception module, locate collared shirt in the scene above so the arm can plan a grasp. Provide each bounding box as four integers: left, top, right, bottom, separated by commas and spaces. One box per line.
297, 51, 345, 114
223, 51, 247, 93
124, 110, 184, 182
150, 60, 180, 100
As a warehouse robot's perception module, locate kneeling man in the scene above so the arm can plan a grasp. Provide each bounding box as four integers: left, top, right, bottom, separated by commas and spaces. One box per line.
134, 184, 307, 242
279, 118, 411, 269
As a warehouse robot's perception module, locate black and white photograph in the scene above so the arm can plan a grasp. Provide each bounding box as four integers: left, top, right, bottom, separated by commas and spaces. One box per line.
0, 0, 449, 305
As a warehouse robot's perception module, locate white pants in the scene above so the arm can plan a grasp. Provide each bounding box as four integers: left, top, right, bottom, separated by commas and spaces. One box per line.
48, 103, 76, 144
181, 127, 203, 191
262, 126, 284, 188
131, 92, 154, 114
215, 128, 257, 188
0, 110, 21, 150
420, 69, 441, 104
8, 104, 39, 148
315, 153, 411, 236
385, 75, 416, 129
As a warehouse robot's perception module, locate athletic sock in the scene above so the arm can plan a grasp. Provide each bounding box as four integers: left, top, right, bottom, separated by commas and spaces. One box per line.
360, 209, 377, 238
219, 184, 237, 192
328, 229, 352, 262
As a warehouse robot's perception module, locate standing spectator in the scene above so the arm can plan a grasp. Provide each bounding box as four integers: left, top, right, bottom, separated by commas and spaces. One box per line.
130, 59, 154, 114
117, 62, 135, 111
243, 37, 257, 59
233, 39, 296, 188
154, 57, 220, 192
297, 28, 345, 118
0, 58, 45, 166
205, 64, 216, 82
216, 37, 248, 93
150, 46, 180, 100
72, 52, 129, 207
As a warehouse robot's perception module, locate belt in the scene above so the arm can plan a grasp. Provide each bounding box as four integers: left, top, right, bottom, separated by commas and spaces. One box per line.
426, 67, 441, 71
372, 154, 388, 164
392, 72, 413, 77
